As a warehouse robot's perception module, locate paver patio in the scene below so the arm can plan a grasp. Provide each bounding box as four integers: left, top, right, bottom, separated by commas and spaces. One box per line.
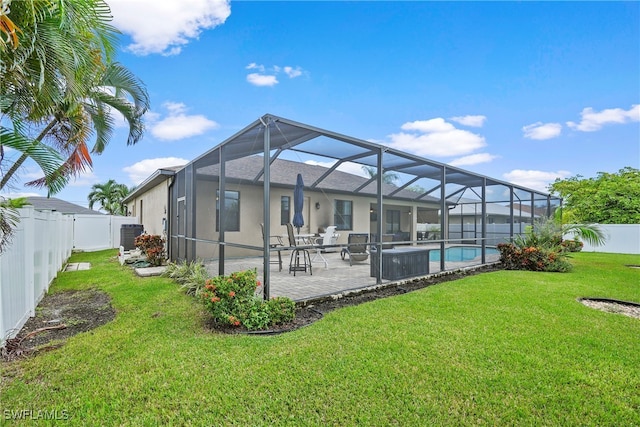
204, 246, 500, 302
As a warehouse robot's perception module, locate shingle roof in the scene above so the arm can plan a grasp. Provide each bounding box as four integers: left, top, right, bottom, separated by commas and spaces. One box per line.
25, 197, 103, 215
198, 156, 441, 203
123, 166, 183, 203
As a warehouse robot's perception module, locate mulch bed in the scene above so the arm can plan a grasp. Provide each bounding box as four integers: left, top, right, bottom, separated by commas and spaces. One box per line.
208, 265, 501, 335
1, 289, 115, 361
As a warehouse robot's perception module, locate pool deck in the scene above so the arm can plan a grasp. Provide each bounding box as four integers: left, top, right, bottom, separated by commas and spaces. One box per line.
204, 245, 500, 303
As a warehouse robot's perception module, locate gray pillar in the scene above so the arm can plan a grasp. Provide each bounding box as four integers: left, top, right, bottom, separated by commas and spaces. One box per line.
218, 147, 226, 276
263, 119, 272, 299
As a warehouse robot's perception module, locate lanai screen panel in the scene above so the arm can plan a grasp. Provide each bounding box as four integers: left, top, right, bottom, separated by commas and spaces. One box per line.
513, 188, 536, 228
167, 113, 561, 292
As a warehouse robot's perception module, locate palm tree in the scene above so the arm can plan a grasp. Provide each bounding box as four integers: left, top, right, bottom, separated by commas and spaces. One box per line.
361, 165, 399, 185
19, 62, 149, 192
0, 0, 148, 195
0, 196, 28, 253
515, 211, 606, 250
88, 180, 130, 215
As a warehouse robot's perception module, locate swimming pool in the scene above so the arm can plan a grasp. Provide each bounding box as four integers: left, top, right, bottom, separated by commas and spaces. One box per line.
429, 246, 499, 262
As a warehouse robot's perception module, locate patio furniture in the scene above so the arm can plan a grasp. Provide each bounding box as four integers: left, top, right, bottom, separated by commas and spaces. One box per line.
286, 223, 312, 276
371, 233, 395, 250
317, 225, 340, 252
340, 233, 369, 266
260, 223, 284, 272
311, 226, 338, 268
370, 247, 430, 280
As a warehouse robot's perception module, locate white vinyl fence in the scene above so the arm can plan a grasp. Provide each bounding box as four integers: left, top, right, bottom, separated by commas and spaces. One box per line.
448, 223, 639, 254
0, 207, 73, 346
579, 224, 640, 254
72, 214, 140, 252
1, 207, 139, 345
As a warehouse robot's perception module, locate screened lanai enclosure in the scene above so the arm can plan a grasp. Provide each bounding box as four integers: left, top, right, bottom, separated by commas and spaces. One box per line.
168, 114, 561, 301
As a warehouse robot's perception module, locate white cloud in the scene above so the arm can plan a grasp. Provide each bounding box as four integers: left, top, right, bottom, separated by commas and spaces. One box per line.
522, 122, 562, 140
246, 63, 265, 72
0, 191, 41, 199
566, 104, 640, 132
387, 118, 487, 157
148, 102, 219, 140
503, 169, 571, 193
449, 153, 499, 167
124, 157, 189, 185
106, 0, 230, 56
246, 73, 279, 87
67, 170, 100, 187
245, 63, 304, 86
283, 66, 303, 78
450, 115, 487, 127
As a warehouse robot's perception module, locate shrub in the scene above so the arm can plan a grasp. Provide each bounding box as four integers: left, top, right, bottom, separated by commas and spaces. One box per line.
199, 269, 296, 331
265, 297, 296, 325
134, 234, 165, 266
162, 260, 210, 296
497, 243, 572, 272
561, 239, 583, 252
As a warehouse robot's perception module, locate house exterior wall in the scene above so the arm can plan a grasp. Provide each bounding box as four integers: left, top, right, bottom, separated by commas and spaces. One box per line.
190, 179, 384, 259
125, 180, 169, 236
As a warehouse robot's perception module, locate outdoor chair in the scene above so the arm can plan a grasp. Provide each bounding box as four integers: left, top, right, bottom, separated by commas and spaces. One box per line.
340, 233, 369, 266
311, 225, 339, 268
260, 223, 284, 272
381, 233, 395, 249
286, 223, 312, 276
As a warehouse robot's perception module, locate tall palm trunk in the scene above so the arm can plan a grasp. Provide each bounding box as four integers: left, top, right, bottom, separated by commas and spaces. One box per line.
0, 119, 58, 190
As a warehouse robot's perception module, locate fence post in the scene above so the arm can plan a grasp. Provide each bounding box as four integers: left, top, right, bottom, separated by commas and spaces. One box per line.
24, 207, 36, 317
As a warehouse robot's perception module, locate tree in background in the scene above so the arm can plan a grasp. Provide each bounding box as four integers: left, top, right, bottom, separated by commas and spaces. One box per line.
362, 166, 399, 185
88, 179, 131, 215
0, 0, 148, 195
0, 197, 28, 253
0, 0, 148, 253
550, 167, 640, 224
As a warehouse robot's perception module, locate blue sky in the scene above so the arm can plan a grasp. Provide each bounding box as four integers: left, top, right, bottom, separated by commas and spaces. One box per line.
3, 1, 639, 208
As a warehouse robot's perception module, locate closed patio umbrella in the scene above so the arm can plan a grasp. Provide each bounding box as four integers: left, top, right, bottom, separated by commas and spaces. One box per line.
292, 173, 305, 234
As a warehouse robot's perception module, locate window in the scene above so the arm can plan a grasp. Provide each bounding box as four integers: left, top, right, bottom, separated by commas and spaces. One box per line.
216, 190, 240, 232
280, 196, 290, 225
334, 200, 353, 230
386, 210, 400, 233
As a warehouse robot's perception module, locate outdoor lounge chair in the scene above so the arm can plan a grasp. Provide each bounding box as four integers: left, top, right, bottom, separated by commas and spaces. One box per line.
381, 233, 395, 249
260, 223, 284, 271
286, 223, 312, 276
340, 233, 369, 266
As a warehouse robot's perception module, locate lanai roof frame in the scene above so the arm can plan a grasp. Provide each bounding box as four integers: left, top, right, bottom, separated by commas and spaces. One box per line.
171, 113, 561, 298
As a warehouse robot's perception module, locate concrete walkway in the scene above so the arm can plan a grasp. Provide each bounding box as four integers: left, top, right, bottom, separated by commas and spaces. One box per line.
64, 263, 91, 271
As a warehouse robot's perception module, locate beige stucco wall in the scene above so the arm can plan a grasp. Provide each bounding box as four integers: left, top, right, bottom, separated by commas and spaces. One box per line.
191, 181, 381, 258
130, 174, 443, 259
187, 178, 444, 258
125, 180, 169, 236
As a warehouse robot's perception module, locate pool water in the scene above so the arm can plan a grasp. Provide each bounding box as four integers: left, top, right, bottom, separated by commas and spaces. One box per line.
429, 246, 499, 262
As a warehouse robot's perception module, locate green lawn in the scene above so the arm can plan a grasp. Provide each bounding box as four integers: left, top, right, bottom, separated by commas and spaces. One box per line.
2, 251, 639, 425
